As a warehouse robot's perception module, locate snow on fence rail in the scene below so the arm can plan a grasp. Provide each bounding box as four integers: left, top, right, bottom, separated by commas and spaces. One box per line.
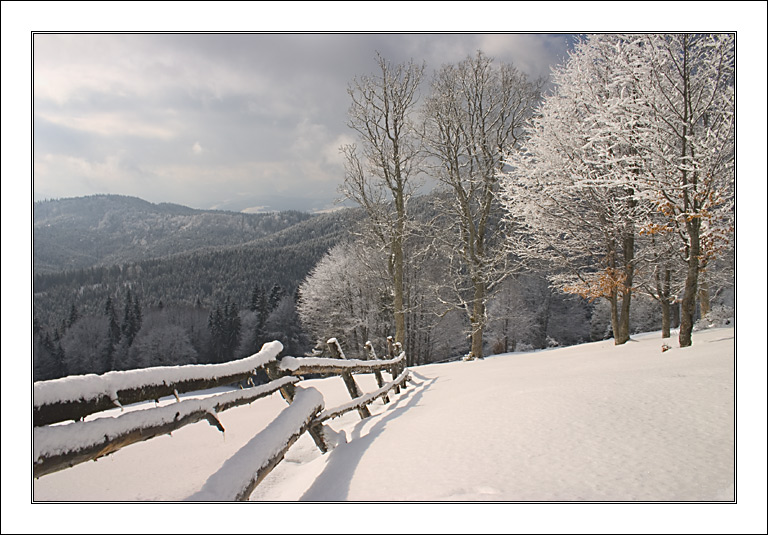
33, 337, 410, 500
33, 341, 285, 427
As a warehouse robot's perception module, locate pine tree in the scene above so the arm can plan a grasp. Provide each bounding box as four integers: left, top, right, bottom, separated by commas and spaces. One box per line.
104, 296, 122, 371
268, 284, 284, 313
66, 303, 79, 329
208, 305, 225, 362
249, 285, 262, 312
122, 290, 139, 346
133, 293, 143, 334
224, 298, 242, 361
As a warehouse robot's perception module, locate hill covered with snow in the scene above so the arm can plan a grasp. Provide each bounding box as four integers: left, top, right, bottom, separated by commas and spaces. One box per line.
20, 325, 768, 533
33, 328, 734, 500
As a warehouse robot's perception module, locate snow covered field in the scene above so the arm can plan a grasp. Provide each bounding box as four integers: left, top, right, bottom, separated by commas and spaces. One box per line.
18, 326, 768, 532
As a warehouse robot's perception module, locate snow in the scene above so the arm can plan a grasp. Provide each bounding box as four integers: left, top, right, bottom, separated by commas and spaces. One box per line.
279, 353, 403, 372
22, 327, 767, 533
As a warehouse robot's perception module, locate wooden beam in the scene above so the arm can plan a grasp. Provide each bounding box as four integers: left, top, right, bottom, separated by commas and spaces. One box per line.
33, 377, 298, 478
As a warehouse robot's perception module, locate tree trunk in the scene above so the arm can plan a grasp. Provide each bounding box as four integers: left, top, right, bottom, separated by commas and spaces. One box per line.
469, 281, 486, 359
536, 287, 552, 349
671, 298, 680, 329
660, 298, 671, 339
608, 292, 620, 345
679, 223, 700, 347
614, 232, 635, 345
698, 276, 711, 318
393, 228, 406, 358
656, 267, 672, 339
616, 293, 631, 345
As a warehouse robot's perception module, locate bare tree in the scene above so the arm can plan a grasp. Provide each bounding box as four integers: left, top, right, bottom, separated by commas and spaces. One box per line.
340, 53, 425, 355
424, 51, 540, 359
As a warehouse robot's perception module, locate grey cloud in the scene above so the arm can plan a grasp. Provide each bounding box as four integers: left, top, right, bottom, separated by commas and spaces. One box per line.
33, 33, 574, 212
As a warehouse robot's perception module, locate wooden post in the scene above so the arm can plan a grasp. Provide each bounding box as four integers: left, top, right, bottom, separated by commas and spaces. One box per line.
327, 338, 371, 419
265, 362, 329, 453
366, 341, 389, 404
387, 336, 395, 358
386, 336, 400, 394
393, 342, 404, 375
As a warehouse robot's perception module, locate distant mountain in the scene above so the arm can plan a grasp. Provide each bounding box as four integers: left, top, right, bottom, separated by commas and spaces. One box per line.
32, 195, 365, 328
33, 195, 317, 274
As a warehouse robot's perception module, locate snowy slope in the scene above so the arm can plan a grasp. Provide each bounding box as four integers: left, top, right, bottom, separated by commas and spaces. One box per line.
33, 328, 735, 504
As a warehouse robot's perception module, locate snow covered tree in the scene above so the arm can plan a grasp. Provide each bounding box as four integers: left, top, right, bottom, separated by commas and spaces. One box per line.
125, 309, 198, 369
59, 315, 112, 375
424, 51, 541, 358
340, 52, 425, 350
633, 34, 735, 347
249, 285, 262, 312
502, 34, 734, 348
33, 325, 66, 380
66, 303, 79, 329
501, 35, 654, 345
298, 241, 393, 356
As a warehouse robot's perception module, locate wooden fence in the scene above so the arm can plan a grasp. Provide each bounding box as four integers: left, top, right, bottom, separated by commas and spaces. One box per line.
33, 337, 409, 501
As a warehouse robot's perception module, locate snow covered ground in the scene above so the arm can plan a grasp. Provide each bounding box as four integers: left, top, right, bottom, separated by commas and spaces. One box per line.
17, 326, 768, 533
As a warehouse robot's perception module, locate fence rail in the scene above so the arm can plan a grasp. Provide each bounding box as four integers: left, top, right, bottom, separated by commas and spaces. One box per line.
33, 337, 410, 500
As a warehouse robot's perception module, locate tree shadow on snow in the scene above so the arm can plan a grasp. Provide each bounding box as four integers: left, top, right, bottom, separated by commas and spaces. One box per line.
298, 373, 436, 501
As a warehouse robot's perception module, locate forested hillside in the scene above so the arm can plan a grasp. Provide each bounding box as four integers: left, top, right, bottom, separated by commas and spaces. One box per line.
33, 195, 317, 273
32, 196, 365, 379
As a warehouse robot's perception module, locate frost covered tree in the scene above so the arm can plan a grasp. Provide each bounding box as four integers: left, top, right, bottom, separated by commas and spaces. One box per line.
127, 321, 198, 369
59, 315, 112, 375
340, 53, 425, 350
298, 242, 393, 356
633, 34, 734, 347
501, 35, 655, 345
424, 51, 541, 359
502, 34, 734, 348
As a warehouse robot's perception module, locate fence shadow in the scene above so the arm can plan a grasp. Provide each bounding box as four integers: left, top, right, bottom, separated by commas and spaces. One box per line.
299, 373, 436, 501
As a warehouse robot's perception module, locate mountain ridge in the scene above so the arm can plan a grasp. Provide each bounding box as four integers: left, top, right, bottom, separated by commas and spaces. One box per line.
32, 194, 363, 328
33, 194, 325, 274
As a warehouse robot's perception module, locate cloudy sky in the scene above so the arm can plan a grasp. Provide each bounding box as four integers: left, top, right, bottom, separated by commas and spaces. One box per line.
33, 32, 576, 213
